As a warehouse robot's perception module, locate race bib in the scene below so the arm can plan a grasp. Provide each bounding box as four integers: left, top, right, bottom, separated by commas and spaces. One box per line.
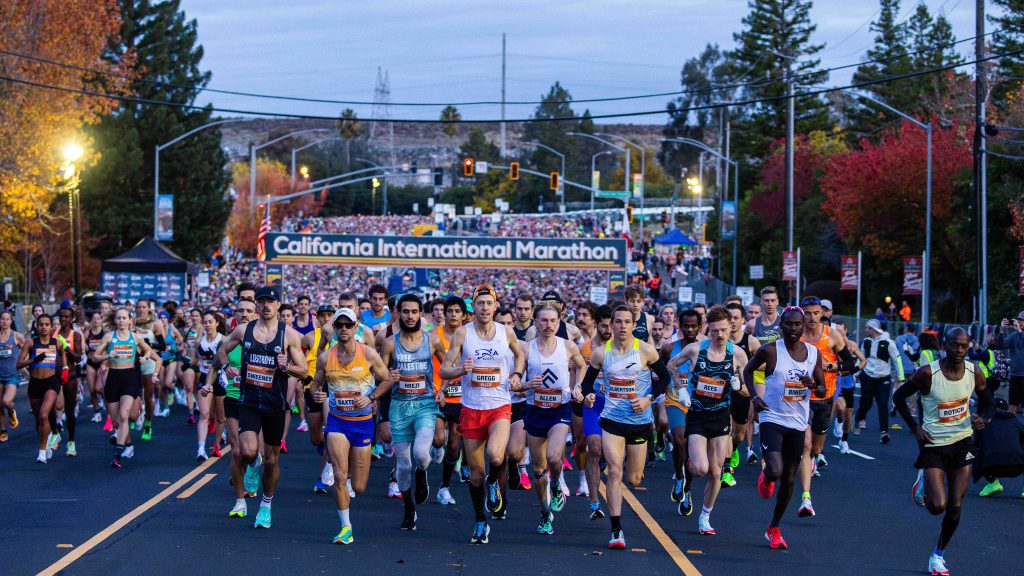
675, 371, 689, 389
0, 347, 11, 359
937, 397, 969, 424
231, 375, 240, 389
444, 383, 462, 398
607, 377, 637, 400
534, 387, 563, 408
200, 359, 213, 372
783, 381, 809, 402
245, 364, 275, 388
111, 344, 134, 361
471, 366, 501, 388
398, 374, 427, 395
333, 390, 360, 412
694, 375, 725, 399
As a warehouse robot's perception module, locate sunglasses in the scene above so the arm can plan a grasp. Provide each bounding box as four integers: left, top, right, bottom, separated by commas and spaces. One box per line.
782, 306, 805, 316
334, 321, 356, 329
799, 297, 821, 307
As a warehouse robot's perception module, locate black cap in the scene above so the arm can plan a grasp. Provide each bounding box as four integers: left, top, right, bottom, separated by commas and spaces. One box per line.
255, 286, 281, 302
541, 290, 563, 303
317, 304, 336, 314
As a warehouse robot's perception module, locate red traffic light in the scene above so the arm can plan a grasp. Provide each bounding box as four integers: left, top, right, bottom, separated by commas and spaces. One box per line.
510, 162, 520, 180
463, 157, 475, 177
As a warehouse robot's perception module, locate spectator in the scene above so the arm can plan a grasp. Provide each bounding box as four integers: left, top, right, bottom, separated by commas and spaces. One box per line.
894, 322, 921, 380
855, 319, 905, 444
995, 312, 1024, 415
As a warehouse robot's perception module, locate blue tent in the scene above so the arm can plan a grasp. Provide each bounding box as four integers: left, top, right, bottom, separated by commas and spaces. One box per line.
654, 228, 698, 246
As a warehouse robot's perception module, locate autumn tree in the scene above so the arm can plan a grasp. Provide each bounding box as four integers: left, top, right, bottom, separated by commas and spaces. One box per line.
226, 159, 321, 255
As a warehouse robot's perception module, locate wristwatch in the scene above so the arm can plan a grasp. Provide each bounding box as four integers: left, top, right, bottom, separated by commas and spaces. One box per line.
512, 371, 523, 380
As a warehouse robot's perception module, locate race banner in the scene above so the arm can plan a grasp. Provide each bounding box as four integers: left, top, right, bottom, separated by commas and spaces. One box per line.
101, 271, 186, 304
265, 263, 283, 288
156, 194, 174, 241
782, 251, 798, 281
265, 233, 628, 271
721, 201, 736, 240
840, 255, 859, 291
903, 256, 923, 295
608, 271, 626, 301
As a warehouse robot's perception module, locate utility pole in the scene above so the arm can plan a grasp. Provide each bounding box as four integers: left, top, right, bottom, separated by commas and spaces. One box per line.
785, 71, 794, 253
974, 0, 987, 323
500, 33, 507, 159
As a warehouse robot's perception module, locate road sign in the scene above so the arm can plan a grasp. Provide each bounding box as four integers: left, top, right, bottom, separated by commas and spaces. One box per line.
736, 286, 754, 306
694, 292, 707, 305
476, 161, 489, 174
596, 190, 629, 199
750, 265, 764, 280
590, 286, 608, 305
677, 286, 693, 303
632, 173, 644, 198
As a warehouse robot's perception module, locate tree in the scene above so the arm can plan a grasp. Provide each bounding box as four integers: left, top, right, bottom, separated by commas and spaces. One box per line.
79, 0, 230, 262
440, 105, 461, 144
990, 0, 1024, 104
337, 108, 361, 168
849, 0, 912, 135
226, 159, 321, 255
662, 44, 733, 178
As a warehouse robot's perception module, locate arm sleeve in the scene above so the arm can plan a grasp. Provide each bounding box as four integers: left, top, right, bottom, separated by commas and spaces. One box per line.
837, 346, 857, 373
892, 380, 920, 432
580, 366, 602, 397
152, 333, 167, 352
650, 359, 671, 398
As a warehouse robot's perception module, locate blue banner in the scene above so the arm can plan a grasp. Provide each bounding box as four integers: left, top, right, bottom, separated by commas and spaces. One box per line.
721, 200, 736, 240
101, 271, 186, 304
156, 194, 174, 241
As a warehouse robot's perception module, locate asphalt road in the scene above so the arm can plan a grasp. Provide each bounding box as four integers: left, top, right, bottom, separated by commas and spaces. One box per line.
4, 384, 1022, 576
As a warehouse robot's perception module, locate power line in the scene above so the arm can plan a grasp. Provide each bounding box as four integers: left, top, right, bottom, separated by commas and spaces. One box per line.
2, 47, 1020, 124
0, 29, 1000, 108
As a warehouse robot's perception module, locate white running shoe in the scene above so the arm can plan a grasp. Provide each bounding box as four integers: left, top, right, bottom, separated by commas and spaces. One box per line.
45, 445, 53, 461
91, 412, 104, 423
297, 420, 308, 432
577, 477, 589, 497
387, 480, 401, 499
928, 553, 949, 575
840, 440, 850, 454
347, 479, 356, 498
833, 417, 843, 438
156, 407, 170, 418
558, 474, 570, 502
37, 449, 47, 464
197, 448, 208, 462
123, 445, 135, 459
437, 486, 457, 505
320, 462, 335, 487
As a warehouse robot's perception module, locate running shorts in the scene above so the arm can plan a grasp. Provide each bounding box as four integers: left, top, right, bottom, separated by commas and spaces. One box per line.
599, 417, 649, 444
759, 421, 805, 463
571, 399, 584, 418
458, 405, 511, 440
28, 375, 60, 400
684, 409, 731, 439
840, 387, 855, 406
809, 399, 832, 436
140, 358, 156, 377
238, 405, 287, 447
212, 376, 226, 398
224, 396, 240, 420
1009, 375, 1024, 408
666, 403, 687, 430
915, 437, 975, 472
303, 387, 323, 414
442, 401, 463, 423
103, 368, 142, 403
582, 395, 606, 437
730, 389, 751, 425
0, 374, 21, 386
87, 359, 104, 370
390, 398, 440, 443
524, 404, 572, 438
377, 393, 391, 423
326, 414, 374, 448
510, 400, 526, 424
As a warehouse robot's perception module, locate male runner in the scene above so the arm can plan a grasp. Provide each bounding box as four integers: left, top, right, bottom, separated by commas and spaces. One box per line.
742, 307, 826, 549
746, 302, 762, 322
660, 304, 679, 343
724, 301, 759, 483
670, 306, 748, 535
624, 285, 654, 344
893, 328, 991, 576
580, 305, 671, 549
293, 295, 318, 336
214, 286, 307, 529
663, 308, 703, 515
311, 307, 392, 544
652, 320, 666, 350
361, 284, 391, 331
434, 296, 467, 505
301, 304, 336, 493
379, 294, 447, 530
579, 304, 613, 520
513, 294, 534, 341
497, 307, 528, 509
440, 284, 526, 544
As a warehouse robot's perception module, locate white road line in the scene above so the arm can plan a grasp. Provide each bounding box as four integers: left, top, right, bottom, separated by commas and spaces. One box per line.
832, 444, 876, 460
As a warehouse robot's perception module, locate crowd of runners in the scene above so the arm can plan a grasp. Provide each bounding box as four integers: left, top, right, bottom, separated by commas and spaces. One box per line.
3, 277, 1020, 576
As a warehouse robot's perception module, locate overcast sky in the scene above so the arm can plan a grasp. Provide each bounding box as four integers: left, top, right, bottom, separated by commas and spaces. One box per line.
179, 0, 989, 123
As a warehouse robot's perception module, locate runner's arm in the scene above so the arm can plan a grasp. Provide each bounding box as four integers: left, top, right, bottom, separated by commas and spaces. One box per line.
974, 366, 993, 421
742, 345, 769, 402
580, 346, 605, 397
438, 327, 466, 380
565, 340, 586, 388
284, 329, 308, 379
89, 333, 113, 363
507, 325, 526, 378
365, 346, 393, 400
213, 325, 243, 370
893, 366, 930, 438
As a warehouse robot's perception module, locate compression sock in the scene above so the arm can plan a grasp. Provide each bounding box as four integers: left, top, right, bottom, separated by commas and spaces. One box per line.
611, 515, 622, 532
338, 508, 351, 528
469, 482, 487, 521
441, 459, 457, 488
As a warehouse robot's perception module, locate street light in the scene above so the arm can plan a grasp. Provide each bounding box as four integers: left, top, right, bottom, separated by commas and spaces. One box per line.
355, 158, 388, 215
590, 150, 615, 210
568, 132, 630, 229
250, 128, 331, 217
62, 143, 83, 299
291, 136, 343, 189
597, 133, 646, 239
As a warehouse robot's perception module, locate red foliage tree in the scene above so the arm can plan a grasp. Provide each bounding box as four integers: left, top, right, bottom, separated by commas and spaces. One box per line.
226, 158, 323, 255
749, 133, 844, 229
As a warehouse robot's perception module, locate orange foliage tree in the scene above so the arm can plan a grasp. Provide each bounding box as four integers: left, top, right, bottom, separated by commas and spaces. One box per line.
226, 158, 323, 255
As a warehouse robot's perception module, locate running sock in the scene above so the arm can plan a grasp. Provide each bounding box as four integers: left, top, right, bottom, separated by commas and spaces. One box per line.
235, 497, 245, 509
611, 515, 622, 532
261, 495, 273, 509
441, 459, 457, 488
517, 462, 529, 476
401, 489, 414, 512
933, 547, 944, 558
937, 506, 961, 551
469, 482, 487, 521
801, 491, 811, 500
842, 431, 849, 441
48, 410, 58, 433
338, 508, 351, 528
700, 505, 713, 520
486, 469, 500, 485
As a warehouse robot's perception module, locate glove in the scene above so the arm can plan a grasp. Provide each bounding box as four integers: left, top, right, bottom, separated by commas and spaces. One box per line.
57, 334, 69, 350
730, 374, 741, 391
678, 387, 692, 409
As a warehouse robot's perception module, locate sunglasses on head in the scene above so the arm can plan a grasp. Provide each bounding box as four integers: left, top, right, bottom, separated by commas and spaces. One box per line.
782, 305, 805, 316
799, 297, 821, 307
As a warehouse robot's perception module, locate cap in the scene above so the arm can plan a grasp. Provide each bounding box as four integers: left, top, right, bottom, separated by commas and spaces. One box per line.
866, 319, 882, 333
255, 286, 280, 302
316, 304, 336, 315
820, 299, 833, 310
60, 299, 74, 309
332, 308, 358, 324
157, 310, 170, 320
472, 284, 497, 301
541, 290, 563, 303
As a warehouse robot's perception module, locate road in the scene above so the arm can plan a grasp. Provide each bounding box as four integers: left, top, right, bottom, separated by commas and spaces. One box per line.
4, 386, 1022, 576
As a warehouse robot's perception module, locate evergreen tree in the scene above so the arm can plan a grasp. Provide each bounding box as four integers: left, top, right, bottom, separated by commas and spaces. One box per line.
849, 0, 912, 135
80, 0, 229, 261
991, 0, 1024, 104
662, 44, 732, 180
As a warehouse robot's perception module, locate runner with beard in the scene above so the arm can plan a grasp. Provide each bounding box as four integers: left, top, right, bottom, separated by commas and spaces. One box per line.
723, 302, 759, 482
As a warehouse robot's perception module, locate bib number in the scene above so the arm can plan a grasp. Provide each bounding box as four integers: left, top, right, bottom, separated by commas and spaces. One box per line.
333, 390, 360, 412
937, 397, 969, 424
0, 347, 11, 359
694, 376, 725, 399
608, 377, 637, 400
398, 374, 427, 395
675, 371, 689, 389
534, 387, 563, 408
783, 381, 808, 402
471, 366, 501, 388
444, 383, 462, 398
245, 364, 275, 389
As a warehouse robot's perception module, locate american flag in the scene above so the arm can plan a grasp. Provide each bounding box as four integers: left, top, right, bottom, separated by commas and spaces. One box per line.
256, 205, 271, 262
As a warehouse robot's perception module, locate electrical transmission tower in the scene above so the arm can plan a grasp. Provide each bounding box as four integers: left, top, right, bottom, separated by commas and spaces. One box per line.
369, 67, 396, 168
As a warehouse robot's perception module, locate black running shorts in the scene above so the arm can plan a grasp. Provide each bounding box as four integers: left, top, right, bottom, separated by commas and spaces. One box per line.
915, 437, 975, 472
238, 405, 287, 447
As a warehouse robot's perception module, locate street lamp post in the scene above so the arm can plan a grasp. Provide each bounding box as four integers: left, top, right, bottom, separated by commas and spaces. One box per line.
291, 136, 344, 189
590, 150, 614, 210
525, 141, 566, 207
62, 143, 83, 299
597, 133, 646, 239
568, 132, 629, 231
355, 158, 388, 215
250, 129, 331, 217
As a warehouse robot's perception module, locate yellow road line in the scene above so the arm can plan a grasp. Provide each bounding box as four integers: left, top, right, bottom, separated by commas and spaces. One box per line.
600, 481, 702, 576
176, 473, 218, 499
36, 447, 230, 576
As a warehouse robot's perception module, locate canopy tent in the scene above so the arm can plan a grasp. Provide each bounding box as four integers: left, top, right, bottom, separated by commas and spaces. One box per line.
654, 228, 698, 246
101, 237, 197, 303
102, 236, 198, 275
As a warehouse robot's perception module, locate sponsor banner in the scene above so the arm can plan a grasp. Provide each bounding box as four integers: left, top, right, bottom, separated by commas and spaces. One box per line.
721, 201, 736, 240
608, 271, 626, 301
101, 272, 186, 304
264, 233, 629, 271
903, 256, 923, 295
840, 255, 859, 291
156, 194, 174, 241
782, 251, 798, 281
265, 263, 283, 288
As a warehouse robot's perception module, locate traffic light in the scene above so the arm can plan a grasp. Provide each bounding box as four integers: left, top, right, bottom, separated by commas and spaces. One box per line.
626, 205, 633, 223
372, 177, 381, 189
463, 157, 475, 177
510, 162, 520, 180
549, 171, 559, 191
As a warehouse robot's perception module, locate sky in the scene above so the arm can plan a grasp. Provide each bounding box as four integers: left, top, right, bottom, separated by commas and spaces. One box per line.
178, 0, 990, 124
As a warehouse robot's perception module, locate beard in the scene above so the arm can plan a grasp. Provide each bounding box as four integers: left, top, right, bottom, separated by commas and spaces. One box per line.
399, 319, 420, 333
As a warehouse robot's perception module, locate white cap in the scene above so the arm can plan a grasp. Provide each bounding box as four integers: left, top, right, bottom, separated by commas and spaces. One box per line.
332, 308, 358, 324
820, 299, 833, 310
866, 319, 882, 333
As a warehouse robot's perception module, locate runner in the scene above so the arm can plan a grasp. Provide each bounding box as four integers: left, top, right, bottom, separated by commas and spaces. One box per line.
361, 284, 392, 331
379, 294, 447, 530
89, 308, 161, 468
0, 310, 24, 443
433, 296, 467, 505
741, 306, 826, 549
133, 300, 166, 439
301, 304, 336, 493
663, 308, 703, 515
56, 306, 85, 456
724, 302, 759, 484
830, 319, 865, 454
624, 285, 654, 344
580, 305, 671, 549
157, 311, 182, 419
572, 301, 600, 492
513, 294, 534, 341
310, 307, 392, 544
893, 328, 991, 576
292, 295, 318, 336
178, 309, 202, 424
214, 286, 308, 529
522, 304, 587, 535
439, 284, 526, 544
497, 306, 528, 509
855, 319, 905, 443
17, 314, 65, 463
579, 304, 613, 520
84, 311, 107, 424
194, 310, 226, 461
216, 298, 258, 512
670, 306, 749, 536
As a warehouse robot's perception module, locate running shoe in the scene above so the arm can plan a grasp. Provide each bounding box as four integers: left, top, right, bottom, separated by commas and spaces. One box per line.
9, 410, 18, 429
111, 455, 122, 468
436, 487, 456, 505
880, 431, 891, 444
747, 447, 758, 464
156, 407, 170, 418
928, 553, 949, 576
608, 529, 626, 549
141, 423, 152, 441
537, 511, 554, 535
122, 445, 134, 459
797, 496, 815, 517
765, 526, 788, 550
46, 444, 53, 461
291, 404, 299, 415
757, 469, 776, 499
388, 480, 403, 499
470, 521, 490, 544
562, 456, 573, 471
47, 431, 60, 451
519, 471, 532, 490
679, 491, 694, 516
207, 418, 216, 435
816, 454, 829, 469
414, 468, 429, 505
103, 415, 113, 432
333, 526, 353, 545
371, 444, 382, 461
589, 501, 605, 520
486, 479, 504, 513
551, 481, 567, 512
196, 448, 208, 462
670, 475, 685, 502
576, 478, 589, 497
854, 420, 865, 435
491, 507, 506, 520
91, 412, 103, 423
460, 465, 471, 483
730, 448, 740, 469
833, 417, 843, 438
211, 443, 222, 458
321, 462, 335, 487
698, 515, 715, 535
721, 471, 737, 487
254, 505, 272, 529
0, 431, 6, 442
186, 414, 196, 426
280, 440, 288, 454
66, 441, 77, 457
229, 501, 247, 518
811, 459, 820, 477
655, 449, 667, 462
401, 509, 417, 531
296, 420, 308, 432
891, 423, 903, 430
135, 416, 145, 431
913, 469, 926, 506
840, 440, 850, 454
430, 445, 443, 464
314, 480, 330, 494
244, 464, 261, 496
979, 479, 1003, 497
37, 449, 47, 464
